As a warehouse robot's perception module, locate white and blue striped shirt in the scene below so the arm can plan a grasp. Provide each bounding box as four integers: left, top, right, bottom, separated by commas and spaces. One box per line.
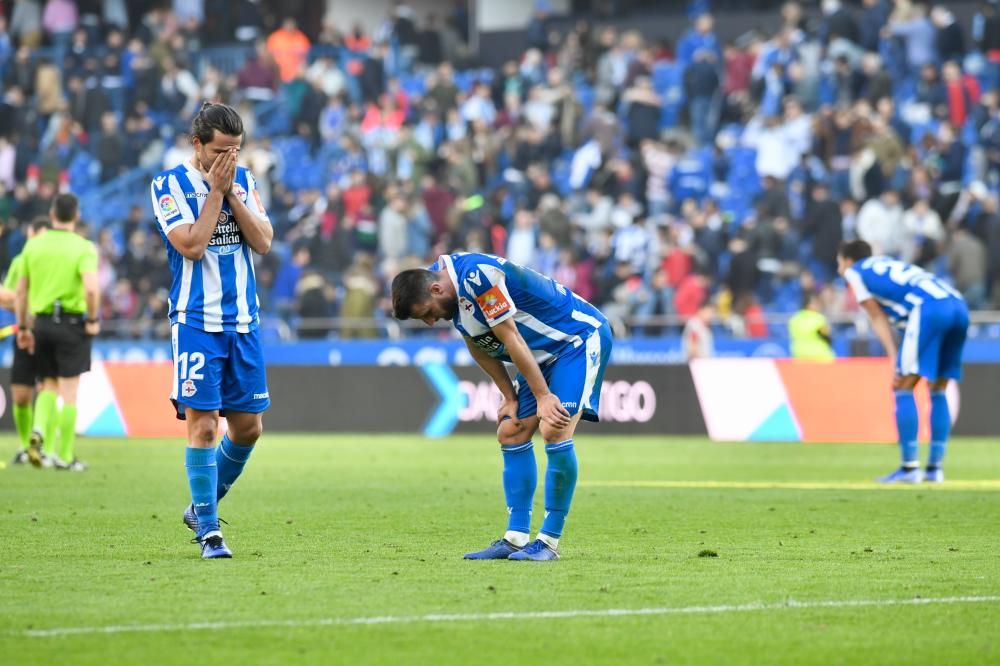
844, 256, 964, 326
150, 161, 267, 333
431, 253, 608, 366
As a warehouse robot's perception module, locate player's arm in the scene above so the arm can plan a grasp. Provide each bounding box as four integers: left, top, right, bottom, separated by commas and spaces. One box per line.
491, 318, 571, 428
226, 172, 273, 255
14, 275, 32, 353
860, 299, 897, 360
160, 150, 236, 261
463, 336, 519, 424
80, 246, 100, 336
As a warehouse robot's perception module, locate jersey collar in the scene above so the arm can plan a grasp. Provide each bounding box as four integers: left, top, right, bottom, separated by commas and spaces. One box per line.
438, 254, 460, 296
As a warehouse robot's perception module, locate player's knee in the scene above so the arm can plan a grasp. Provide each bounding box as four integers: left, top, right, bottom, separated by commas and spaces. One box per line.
11, 386, 33, 406
189, 415, 218, 446
539, 422, 572, 445
233, 421, 263, 444
497, 419, 528, 446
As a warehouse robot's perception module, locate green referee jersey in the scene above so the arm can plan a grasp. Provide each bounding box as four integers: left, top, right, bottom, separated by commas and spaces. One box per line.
3, 253, 24, 291
22, 229, 98, 315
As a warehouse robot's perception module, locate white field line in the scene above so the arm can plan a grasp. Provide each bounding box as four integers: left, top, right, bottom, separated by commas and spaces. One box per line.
579, 480, 1000, 491
19, 595, 1000, 639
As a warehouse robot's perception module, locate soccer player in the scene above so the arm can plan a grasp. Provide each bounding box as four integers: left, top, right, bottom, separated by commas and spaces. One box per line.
1, 217, 48, 465
15, 195, 100, 471
392, 252, 613, 561
838, 240, 969, 483
150, 102, 273, 559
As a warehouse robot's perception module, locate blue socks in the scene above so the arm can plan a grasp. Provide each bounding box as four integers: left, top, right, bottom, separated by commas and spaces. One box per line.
894, 390, 919, 468
216, 434, 256, 502
501, 442, 537, 535
929, 390, 950, 468
185, 447, 218, 536
540, 440, 578, 539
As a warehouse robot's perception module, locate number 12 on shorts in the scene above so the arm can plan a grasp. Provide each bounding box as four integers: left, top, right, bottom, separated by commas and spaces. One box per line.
178, 351, 205, 398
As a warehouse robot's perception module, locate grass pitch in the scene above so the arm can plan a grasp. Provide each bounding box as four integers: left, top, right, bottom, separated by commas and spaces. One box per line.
2, 435, 999, 665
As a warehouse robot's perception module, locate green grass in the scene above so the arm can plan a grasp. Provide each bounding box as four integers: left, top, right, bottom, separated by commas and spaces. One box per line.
2, 435, 999, 665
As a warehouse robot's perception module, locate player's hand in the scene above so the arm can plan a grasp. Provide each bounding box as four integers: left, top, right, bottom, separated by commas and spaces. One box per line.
208, 148, 237, 194
496, 396, 519, 426
16, 329, 34, 354
85, 321, 100, 337
536, 393, 571, 429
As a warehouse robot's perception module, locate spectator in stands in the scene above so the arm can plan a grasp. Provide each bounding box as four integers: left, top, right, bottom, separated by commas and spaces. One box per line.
947, 224, 988, 308
803, 183, 842, 280
96, 110, 125, 182
10, 0, 42, 48
237, 41, 279, 101
857, 189, 905, 256
820, 0, 859, 48
682, 301, 714, 359
932, 7, 965, 65
902, 197, 945, 265
860, 0, 891, 53
683, 48, 720, 147
886, 2, 937, 72
677, 13, 721, 66
622, 75, 662, 148
267, 17, 311, 83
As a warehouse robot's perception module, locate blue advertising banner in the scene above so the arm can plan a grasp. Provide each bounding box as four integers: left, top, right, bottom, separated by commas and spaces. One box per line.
1, 335, 998, 367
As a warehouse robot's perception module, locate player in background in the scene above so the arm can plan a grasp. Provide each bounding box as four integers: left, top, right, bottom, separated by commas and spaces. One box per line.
1, 217, 49, 465
151, 102, 273, 559
838, 240, 969, 483
15, 195, 100, 471
392, 252, 614, 561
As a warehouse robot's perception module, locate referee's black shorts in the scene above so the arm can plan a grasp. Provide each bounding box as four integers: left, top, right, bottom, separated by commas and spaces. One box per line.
10, 335, 37, 386
33, 315, 92, 379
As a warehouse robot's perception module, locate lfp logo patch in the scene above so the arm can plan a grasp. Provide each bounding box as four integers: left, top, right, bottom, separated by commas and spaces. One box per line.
476, 286, 511, 320
159, 194, 178, 217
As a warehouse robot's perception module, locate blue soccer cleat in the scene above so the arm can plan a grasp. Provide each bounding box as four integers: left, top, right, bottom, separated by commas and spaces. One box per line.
924, 468, 945, 483
464, 539, 523, 560
877, 467, 923, 484
508, 539, 560, 561
183, 504, 199, 532
196, 531, 233, 559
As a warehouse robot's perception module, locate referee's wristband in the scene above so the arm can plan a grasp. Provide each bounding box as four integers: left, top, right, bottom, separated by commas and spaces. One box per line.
85, 317, 99, 324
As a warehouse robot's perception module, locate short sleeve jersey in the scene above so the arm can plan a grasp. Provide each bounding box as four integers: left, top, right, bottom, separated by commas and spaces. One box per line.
150, 161, 269, 333
22, 230, 98, 315
843, 256, 964, 326
430, 253, 608, 366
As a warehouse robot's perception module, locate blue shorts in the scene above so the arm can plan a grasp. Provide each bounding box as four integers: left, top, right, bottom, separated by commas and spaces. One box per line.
170, 323, 270, 419
897, 297, 969, 381
514, 323, 613, 423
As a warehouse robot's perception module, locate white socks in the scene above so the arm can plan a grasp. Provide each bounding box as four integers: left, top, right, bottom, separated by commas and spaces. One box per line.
504, 530, 530, 547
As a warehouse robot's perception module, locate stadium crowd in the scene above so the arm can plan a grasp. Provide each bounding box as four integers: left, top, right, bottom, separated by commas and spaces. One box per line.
0, 0, 999, 339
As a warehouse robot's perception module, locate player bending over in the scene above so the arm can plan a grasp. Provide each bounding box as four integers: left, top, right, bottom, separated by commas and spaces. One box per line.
392, 252, 613, 561
151, 103, 273, 558
838, 240, 969, 483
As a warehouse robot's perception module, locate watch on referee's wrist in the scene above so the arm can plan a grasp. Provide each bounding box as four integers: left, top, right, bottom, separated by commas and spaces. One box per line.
86, 317, 98, 324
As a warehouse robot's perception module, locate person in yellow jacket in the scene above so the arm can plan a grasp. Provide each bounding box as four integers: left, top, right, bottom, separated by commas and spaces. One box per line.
789, 292, 835, 360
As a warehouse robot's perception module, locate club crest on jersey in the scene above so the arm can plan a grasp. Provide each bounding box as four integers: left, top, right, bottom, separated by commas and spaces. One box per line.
159, 194, 178, 217
181, 379, 197, 398
476, 286, 511, 319
460, 297, 474, 313
231, 182, 248, 202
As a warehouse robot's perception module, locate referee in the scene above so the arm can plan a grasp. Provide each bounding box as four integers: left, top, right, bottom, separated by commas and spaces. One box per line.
0, 217, 48, 465
15, 193, 100, 471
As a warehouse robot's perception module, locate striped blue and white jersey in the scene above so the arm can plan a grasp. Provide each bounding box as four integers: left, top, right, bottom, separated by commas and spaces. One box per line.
431, 253, 608, 365
844, 256, 964, 326
151, 161, 268, 333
